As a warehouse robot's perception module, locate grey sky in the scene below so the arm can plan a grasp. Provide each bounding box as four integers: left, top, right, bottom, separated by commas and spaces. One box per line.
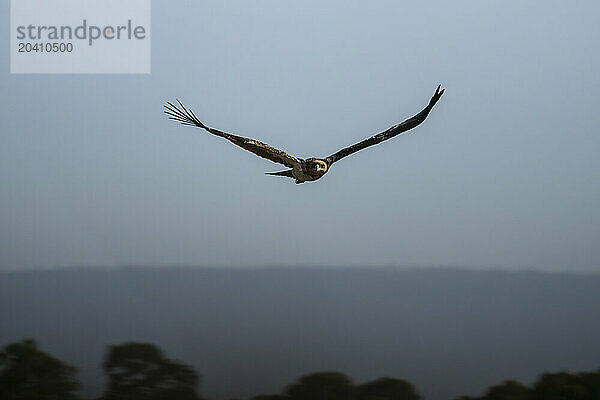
1, 1, 599, 271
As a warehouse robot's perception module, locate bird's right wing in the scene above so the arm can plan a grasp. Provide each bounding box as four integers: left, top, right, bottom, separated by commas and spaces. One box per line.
325, 85, 445, 165
164, 100, 303, 169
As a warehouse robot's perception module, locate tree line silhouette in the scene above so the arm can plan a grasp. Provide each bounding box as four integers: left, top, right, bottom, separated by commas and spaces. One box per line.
1, 339, 598, 400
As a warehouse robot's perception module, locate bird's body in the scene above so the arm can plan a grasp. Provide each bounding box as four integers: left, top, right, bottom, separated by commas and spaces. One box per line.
272, 158, 329, 184
164, 85, 444, 184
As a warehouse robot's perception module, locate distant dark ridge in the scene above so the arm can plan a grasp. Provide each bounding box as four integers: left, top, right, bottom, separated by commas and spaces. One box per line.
2, 264, 599, 275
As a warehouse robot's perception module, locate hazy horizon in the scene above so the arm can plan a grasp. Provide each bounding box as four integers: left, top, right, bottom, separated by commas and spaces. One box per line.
2, 264, 600, 274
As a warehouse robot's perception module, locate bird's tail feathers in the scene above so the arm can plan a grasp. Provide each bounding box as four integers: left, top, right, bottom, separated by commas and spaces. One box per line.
164, 99, 206, 128
265, 169, 294, 178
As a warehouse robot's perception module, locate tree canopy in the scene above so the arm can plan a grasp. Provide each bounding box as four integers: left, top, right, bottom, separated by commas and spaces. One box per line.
285, 372, 356, 400
102, 342, 200, 400
0, 339, 79, 400
456, 370, 600, 400
357, 377, 421, 400
1, 337, 599, 400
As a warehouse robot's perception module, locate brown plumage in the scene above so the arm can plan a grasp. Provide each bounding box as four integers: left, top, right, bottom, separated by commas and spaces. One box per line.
164, 84, 445, 184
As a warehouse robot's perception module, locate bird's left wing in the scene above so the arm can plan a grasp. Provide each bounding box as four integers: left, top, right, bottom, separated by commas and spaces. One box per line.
325, 85, 445, 165
164, 100, 303, 169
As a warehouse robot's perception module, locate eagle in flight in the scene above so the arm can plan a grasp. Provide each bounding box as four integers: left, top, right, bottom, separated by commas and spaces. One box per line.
164, 84, 444, 184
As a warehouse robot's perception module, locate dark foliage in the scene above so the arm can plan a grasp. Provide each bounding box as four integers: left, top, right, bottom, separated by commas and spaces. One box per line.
456, 370, 600, 400
357, 377, 421, 400
533, 371, 600, 400
285, 372, 356, 400
481, 380, 531, 400
102, 342, 201, 400
1, 337, 599, 400
0, 339, 79, 400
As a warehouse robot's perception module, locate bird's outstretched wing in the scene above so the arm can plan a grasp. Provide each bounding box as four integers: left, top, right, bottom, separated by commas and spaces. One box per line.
325, 85, 445, 165
164, 100, 303, 169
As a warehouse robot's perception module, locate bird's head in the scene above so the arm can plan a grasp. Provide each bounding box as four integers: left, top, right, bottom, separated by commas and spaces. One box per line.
315, 160, 327, 172
307, 159, 328, 174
